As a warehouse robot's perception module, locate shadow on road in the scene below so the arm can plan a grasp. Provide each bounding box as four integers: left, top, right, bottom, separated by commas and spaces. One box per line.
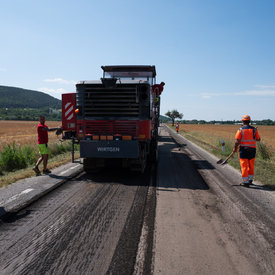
78, 132, 215, 191
0, 209, 32, 223
48, 174, 68, 180
0, 207, 7, 218
192, 160, 215, 170
82, 166, 152, 187
232, 184, 271, 191
157, 135, 210, 191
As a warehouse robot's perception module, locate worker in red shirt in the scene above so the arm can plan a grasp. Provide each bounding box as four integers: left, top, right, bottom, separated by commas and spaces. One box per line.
233, 115, 261, 187
152, 82, 165, 96
176, 122, 179, 133
33, 115, 61, 176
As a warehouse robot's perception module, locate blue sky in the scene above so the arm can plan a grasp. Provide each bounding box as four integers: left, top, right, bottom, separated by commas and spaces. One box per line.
0, 0, 275, 121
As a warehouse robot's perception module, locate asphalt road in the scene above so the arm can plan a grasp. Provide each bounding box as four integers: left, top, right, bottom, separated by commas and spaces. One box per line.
154, 125, 275, 275
0, 124, 274, 275
0, 168, 154, 275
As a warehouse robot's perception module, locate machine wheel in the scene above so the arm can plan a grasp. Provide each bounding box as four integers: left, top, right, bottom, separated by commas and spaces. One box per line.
139, 147, 147, 173
83, 158, 100, 173
149, 139, 158, 163
130, 146, 147, 173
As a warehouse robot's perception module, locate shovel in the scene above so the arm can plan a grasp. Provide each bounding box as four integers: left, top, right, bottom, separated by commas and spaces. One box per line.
217, 151, 235, 165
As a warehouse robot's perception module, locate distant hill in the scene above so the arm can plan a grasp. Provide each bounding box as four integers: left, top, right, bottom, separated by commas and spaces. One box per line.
160, 115, 169, 122
0, 85, 61, 109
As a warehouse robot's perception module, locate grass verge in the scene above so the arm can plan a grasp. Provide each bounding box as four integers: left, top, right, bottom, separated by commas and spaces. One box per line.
0, 151, 80, 188
168, 125, 275, 190
0, 141, 80, 188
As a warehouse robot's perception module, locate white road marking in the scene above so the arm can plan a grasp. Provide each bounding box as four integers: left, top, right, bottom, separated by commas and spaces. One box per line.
4, 188, 34, 204
59, 164, 81, 175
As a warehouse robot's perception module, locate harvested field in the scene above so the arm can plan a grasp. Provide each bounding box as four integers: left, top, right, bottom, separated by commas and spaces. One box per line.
176, 124, 275, 149
168, 123, 275, 189
0, 120, 62, 150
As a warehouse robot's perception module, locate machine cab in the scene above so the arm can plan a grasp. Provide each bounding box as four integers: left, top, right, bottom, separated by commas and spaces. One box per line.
101, 65, 156, 86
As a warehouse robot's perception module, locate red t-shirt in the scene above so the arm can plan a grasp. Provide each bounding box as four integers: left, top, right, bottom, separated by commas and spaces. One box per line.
37, 123, 48, 144
152, 84, 164, 96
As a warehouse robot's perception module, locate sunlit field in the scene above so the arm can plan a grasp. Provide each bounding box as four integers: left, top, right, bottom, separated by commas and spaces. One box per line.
0, 120, 77, 187
0, 120, 62, 150
177, 124, 275, 149
168, 123, 275, 189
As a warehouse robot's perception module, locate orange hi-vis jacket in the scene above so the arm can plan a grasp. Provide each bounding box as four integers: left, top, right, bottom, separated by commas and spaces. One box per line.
235, 125, 260, 149
235, 125, 260, 181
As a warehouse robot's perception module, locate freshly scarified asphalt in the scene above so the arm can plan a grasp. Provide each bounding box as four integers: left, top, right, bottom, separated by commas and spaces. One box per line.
0, 161, 84, 217
0, 165, 154, 274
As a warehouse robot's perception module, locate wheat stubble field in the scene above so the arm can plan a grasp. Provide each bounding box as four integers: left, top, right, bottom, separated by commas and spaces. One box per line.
170, 123, 275, 188
1, 121, 274, 150
177, 124, 275, 149
0, 120, 75, 187
0, 120, 61, 149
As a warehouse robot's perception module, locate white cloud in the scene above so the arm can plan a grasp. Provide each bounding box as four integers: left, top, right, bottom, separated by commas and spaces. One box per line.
198, 85, 275, 99
38, 87, 68, 100
234, 90, 275, 96
44, 78, 76, 85
201, 95, 212, 99
199, 92, 225, 98
254, 85, 275, 89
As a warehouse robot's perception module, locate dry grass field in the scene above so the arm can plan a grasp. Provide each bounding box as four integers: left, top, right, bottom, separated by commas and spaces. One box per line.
0, 120, 62, 150
177, 124, 275, 149
0, 120, 77, 187
1, 121, 274, 150
169, 123, 275, 189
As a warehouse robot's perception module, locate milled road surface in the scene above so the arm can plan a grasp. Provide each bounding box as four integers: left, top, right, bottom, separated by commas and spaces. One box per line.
153, 126, 275, 275
0, 125, 274, 275
0, 169, 152, 275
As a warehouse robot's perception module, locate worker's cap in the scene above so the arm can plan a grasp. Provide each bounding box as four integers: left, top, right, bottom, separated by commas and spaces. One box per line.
241, 114, 251, 121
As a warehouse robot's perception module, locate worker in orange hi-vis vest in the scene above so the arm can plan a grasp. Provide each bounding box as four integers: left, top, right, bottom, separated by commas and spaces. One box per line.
233, 115, 261, 187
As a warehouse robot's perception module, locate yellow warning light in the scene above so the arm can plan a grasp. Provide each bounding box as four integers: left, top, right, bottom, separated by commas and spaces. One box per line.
139, 134, 145, 139
122, 136, 132, 140
100, 136, 107, 140
75, 109, 79, 114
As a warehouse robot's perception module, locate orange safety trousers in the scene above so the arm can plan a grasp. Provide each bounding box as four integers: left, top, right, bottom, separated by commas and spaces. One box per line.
240, 158, 255, 181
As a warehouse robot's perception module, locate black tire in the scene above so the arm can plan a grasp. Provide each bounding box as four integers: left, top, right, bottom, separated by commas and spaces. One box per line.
83, 158, 100, 173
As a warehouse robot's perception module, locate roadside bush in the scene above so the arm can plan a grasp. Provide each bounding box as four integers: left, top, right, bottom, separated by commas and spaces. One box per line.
49, 141, 72, 157
22, 145, 37, 165
0, 141, 79, 174
216, 139, 234, 155
0, 143, 28, 172
257, 142, 273, 160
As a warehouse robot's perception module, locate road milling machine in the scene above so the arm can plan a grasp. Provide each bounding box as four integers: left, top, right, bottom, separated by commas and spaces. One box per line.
61, 65, 164, 173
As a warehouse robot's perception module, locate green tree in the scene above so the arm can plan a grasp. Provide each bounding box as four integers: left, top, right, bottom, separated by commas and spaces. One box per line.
165, 109, 183, 126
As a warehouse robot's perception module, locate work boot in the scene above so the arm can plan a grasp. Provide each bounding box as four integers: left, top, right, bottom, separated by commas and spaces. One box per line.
43, 169, 51, 174
33, 166, 41, 176
240, 182, 250, 187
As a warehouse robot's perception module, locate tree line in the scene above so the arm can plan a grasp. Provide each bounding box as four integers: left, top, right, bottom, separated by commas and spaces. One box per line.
163, 109, 275, 125
0, 107, 61, 121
